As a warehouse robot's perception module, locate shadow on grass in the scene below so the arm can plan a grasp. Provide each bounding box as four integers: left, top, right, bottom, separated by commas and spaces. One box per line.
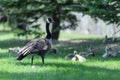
0, 39, 29, 48
0, 38, 120, 63
0, 36, 119, 49
0, 38, 105, 55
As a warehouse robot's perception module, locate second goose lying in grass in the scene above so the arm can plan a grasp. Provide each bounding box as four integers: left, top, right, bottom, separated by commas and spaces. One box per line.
65, 51, 77, 59
102, 45, 119, 58
79, 47, 95, 57
103, 35, 117, 43
49, 48, 59, 54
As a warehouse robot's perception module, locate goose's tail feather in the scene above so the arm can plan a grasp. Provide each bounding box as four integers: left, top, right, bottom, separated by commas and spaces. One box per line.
17, 45, 34, 60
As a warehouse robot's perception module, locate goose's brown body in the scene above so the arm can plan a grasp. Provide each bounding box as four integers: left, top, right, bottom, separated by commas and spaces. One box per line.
17, 38, 52, 65
17, 18, 54, 65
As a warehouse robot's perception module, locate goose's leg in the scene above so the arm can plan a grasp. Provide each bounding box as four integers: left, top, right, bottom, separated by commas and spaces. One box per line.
31, 55, 34, 65
41, 55, 44, 65
40, 55, 44, 65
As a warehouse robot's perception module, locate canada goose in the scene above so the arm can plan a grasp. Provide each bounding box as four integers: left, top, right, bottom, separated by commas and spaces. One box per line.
72, 52, 86, 62
79, 47, 95, 57
17, 17, 54, 65
102, 45, 119, 58
103, 35, 117, 43
88, 47, 95, 56
65, 51, 77, 59
9, 47, 20, 53
49, 48, 59, 54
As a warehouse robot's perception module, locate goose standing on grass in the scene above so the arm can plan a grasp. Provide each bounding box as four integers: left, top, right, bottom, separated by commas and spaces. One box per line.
17, 17, 54, 65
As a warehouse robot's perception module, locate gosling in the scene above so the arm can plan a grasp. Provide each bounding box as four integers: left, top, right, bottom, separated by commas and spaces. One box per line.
8, 47, 20, 53
72, 52, 86, 62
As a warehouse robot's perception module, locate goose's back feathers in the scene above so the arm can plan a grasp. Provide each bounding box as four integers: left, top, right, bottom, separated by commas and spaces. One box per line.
17, 38, 52, 60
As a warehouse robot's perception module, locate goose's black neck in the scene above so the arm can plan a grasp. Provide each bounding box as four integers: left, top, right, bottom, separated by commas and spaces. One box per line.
45, 22, 51, 39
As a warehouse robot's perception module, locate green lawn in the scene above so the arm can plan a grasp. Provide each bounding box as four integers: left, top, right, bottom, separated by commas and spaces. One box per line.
0, 30, 120, 80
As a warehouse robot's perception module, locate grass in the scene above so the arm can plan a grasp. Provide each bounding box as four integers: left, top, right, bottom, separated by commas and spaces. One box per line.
0, 29, 120, 80
60, 31, 104, 40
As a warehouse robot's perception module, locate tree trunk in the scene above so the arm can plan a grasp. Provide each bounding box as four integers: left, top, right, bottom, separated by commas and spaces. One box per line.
52, 15, 60, 40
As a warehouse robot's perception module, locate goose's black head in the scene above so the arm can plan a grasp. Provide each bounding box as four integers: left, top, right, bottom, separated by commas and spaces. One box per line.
46, 17, 54, 23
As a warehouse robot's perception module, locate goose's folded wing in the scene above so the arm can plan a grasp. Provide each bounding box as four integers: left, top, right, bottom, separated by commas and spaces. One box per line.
18, 39, 48, 56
